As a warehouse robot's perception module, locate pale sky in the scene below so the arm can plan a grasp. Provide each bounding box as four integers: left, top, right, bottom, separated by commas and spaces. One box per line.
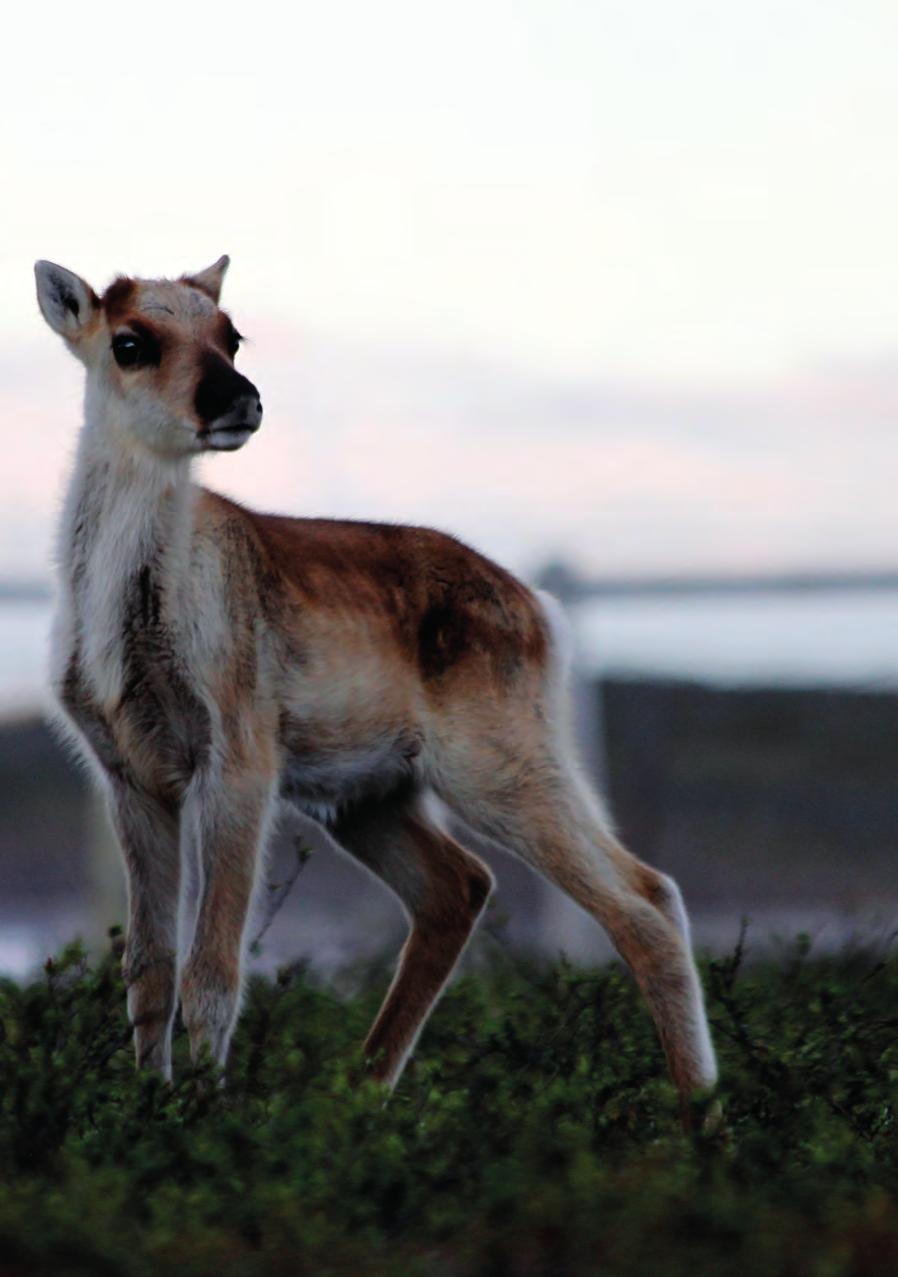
3, 0, 898, 579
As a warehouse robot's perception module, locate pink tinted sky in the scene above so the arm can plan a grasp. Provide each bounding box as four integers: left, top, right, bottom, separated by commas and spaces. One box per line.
3, 1, 898, 581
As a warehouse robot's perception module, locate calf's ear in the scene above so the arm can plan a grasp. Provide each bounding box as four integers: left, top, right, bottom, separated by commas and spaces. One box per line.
34, 261, 100, 342
182, 255, 230, 304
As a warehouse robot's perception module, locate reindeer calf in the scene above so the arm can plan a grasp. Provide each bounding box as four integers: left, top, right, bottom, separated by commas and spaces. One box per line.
35, 256, 717, 1106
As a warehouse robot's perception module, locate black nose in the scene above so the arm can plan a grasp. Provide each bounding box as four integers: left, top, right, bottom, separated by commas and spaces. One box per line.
195, 351, 262, 426
230, 392, 263, 432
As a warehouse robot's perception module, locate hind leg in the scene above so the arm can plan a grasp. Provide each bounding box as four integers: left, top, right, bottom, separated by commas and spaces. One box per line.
329, 791, 494, 1088
435, 755, 717, 1104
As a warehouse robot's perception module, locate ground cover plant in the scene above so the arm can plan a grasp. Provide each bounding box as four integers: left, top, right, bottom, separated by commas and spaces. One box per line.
0, 927, 896, 1276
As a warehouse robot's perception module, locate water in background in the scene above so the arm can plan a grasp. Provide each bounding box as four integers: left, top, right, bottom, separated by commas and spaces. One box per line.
575, 589, 898, 690
0, 600, 53, 716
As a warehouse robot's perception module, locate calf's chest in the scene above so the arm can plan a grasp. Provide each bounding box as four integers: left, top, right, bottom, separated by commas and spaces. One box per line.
57, 579, 212, 798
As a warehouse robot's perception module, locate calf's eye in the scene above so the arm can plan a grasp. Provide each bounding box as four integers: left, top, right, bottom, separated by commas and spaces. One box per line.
112, 334, 144, 368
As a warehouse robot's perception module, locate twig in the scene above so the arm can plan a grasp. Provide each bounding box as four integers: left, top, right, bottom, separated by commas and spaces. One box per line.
250, 836, 313, 951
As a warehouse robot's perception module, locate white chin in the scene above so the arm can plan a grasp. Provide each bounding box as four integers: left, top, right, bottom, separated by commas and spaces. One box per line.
204, 427, 254, 452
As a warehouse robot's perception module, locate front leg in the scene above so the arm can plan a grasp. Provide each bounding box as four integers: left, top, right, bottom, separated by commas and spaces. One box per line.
179, 767, 276, 1068
107, 780, 181, 1078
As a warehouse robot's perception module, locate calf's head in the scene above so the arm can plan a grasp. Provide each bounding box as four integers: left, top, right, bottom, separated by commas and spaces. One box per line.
35, 256, 263, 457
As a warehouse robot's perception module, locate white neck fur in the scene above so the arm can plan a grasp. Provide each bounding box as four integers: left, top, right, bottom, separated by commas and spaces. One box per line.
55, 383, 195, 707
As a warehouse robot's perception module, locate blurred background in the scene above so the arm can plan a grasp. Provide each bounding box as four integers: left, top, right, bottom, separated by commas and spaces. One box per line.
2, 0, 898, 976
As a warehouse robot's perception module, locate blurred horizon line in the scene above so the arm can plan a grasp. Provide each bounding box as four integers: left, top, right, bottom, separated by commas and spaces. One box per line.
7, 565, 898, 605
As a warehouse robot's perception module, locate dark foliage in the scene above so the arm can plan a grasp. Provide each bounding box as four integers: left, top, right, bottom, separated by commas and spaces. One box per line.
0, 931, 896, 1275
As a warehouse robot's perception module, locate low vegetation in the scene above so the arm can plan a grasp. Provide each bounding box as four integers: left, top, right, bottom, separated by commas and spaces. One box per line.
0, 928, 896, 1276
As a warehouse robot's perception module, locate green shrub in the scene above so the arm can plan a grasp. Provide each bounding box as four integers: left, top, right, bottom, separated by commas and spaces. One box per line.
0, 931, 896, 1276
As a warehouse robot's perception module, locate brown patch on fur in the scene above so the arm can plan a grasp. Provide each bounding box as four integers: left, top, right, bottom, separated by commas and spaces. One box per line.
197, 490, 549, 694
102, 276, 137, 324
